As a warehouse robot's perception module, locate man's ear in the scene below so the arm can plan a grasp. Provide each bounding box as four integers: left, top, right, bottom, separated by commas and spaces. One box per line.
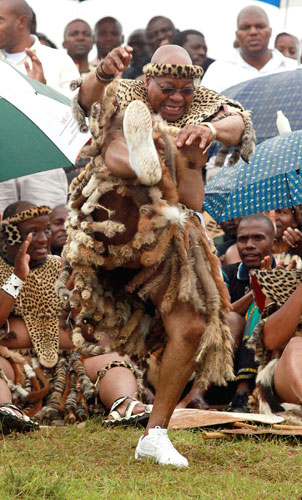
62, 40, 67, 49
145, 74, 151, 90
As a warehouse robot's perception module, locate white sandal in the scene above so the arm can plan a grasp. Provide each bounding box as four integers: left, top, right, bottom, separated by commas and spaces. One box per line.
104, 396, 152, 427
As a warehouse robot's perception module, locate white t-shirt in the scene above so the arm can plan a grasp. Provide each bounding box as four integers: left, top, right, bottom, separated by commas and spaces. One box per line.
0, 36, 80, 97
202, 48, 298, 93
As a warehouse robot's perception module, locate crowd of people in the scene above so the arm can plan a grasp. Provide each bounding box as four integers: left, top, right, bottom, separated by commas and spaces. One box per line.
1, 0, 302, 468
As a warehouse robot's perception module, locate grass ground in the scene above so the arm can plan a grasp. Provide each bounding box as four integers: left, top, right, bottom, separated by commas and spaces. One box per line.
1, 421, 302, 500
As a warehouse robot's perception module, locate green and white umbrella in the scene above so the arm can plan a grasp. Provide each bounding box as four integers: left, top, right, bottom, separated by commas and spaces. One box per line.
0, 60, 90, 182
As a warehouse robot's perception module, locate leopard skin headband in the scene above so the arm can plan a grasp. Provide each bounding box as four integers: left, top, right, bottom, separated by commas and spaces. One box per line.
143, 63, 204, 80
1, 206, 52, 246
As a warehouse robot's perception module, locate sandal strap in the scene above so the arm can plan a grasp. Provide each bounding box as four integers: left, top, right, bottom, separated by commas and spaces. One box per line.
109, 396, 131, 414
125, 400, 140, 419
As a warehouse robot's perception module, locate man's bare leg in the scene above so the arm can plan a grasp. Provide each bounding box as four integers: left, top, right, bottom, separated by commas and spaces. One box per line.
135, 301, 204, 466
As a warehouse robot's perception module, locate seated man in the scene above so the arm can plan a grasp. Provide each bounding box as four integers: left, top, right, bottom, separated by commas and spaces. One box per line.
65, 43, 255, 466
248, 266, 302, 420
0, 201, 152, 432
221, 214, 276, 411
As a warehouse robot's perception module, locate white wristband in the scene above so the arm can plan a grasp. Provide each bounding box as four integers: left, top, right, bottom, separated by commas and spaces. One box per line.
2, 273, 24, 299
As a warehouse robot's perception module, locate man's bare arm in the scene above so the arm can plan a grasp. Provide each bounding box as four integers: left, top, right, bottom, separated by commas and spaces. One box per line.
78, 46, 133, 114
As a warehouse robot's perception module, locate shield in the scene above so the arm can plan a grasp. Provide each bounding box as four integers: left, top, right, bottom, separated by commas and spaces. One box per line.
204, 130, 302, 223
222, 69, 302, 144
0, 60, 90, 182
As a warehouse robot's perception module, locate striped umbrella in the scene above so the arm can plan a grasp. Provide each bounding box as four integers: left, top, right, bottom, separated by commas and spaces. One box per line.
204, 130, 302, 223
0, 60, 90, 182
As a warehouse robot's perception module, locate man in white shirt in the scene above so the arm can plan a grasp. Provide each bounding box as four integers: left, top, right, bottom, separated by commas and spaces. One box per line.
0, 0, 80, 211
202, 5, 297, 93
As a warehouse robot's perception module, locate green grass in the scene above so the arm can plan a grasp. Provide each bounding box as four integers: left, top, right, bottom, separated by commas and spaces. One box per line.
1, 422, 302, 500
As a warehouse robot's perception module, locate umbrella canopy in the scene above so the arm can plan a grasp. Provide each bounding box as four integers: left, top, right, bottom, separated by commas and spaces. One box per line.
0, 60, 90, 182
222, 69, 302, 144
204, 130, 302, 223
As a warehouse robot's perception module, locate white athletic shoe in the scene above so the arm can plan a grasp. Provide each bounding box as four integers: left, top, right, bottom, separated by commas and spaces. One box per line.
134, 426, 188, 467
123, 100, 162, 186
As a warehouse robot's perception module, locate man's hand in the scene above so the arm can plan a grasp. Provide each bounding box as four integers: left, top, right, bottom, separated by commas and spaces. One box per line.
175, 124, 213, 150
14, 233, 32, 281
24, 49, 46, 84
283, 226, 302, 256
100, 45, 133, 76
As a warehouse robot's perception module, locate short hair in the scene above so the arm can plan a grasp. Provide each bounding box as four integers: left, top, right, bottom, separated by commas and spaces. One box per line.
237, 6, 269, 27
146, 16, 175, 32
238, 213, 275, 237
2, 201, 34, 220
63, 18, 91, 40
94, 16, 122, 34
172, 29, 205, 48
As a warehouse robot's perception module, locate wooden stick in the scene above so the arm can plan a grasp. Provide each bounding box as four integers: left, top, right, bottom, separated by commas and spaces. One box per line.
202, 431, 232, 440
233, 421, 258, 430
273, 424, 302, 431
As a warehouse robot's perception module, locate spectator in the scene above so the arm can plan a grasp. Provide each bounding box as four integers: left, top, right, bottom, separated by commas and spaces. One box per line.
0, 0, 79, 211
122, 29, 151, 79
214, 217, 241, 263
248, 269, 302, 418
146, 16, 177, 52
221, 214, 276, 412
202, 5, 298, 92
0, 201, 152, 432
91, 17, 123, 67
63, 19, 94, 77
0, 0, 80, 96
172, 30, 215, 75
273, 207, 302, 269
275, 32, 300, 62
49, 204, 68, 256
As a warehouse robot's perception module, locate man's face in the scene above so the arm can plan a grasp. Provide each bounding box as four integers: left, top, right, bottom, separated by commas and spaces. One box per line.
183, 34, 207, 67
0, 2, 21, 52
146, 75, 194, 122
220, 217, 241, 238
146, 18, 175, 52
275, 34, 299, 60
236, 11, 272, 57
274, 208, 297, 239
236, 220, 274, 269
95, 20, 123, 59
18, 216, 51, 267
63, 20, 93, 59
50, 206, 68, 251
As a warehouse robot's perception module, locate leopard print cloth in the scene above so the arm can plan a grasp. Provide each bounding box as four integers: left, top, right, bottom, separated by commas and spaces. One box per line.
143, 62, 204, 79
0, 256, 63, 367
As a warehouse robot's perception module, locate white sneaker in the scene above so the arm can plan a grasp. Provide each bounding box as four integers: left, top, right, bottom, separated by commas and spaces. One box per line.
123, 100, 162, 186
135, 426, 188, 467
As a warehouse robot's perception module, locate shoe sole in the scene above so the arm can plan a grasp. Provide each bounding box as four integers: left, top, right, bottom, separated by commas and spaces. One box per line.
103, 411, 150, 428
123, 100, 162, 186
134, 449, 188, 467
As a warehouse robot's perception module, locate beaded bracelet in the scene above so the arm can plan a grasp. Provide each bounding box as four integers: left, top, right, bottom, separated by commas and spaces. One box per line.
2, 273, 24, 299
95, 62, 115, 84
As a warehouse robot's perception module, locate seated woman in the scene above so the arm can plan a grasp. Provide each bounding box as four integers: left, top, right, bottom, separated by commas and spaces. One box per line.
0, 201, 152, 433
273, 207, 302, 270
248, 265, 302, 421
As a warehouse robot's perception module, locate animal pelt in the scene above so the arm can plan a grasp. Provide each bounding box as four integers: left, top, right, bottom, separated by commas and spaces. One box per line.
249, 358, 302, 425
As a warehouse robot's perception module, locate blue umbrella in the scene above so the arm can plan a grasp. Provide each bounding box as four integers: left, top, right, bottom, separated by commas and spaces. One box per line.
204, 130, 302, 223
222, 69, 302, 144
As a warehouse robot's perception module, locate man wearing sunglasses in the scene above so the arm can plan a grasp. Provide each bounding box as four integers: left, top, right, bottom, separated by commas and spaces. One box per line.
69, 44, 255, 467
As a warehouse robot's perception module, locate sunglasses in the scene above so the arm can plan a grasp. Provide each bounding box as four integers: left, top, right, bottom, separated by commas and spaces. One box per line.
151, 77, 195, 96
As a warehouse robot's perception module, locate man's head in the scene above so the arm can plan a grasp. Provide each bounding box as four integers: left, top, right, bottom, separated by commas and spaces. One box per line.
0, 0, 33, 52
63, 19, 93, 61
146, 16, 176, 53
220, 217, 241, 239
144, 44, 202, 122
236, 213, 275, 269
236, 5, 272, 59
274, 207, 298, 240
1, 201, 52, 267
275, 32, 300, 61
172, 30, 207, 68
94, 17, 123, 59
49, 204, 68, 255
127, 29, 151, 65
